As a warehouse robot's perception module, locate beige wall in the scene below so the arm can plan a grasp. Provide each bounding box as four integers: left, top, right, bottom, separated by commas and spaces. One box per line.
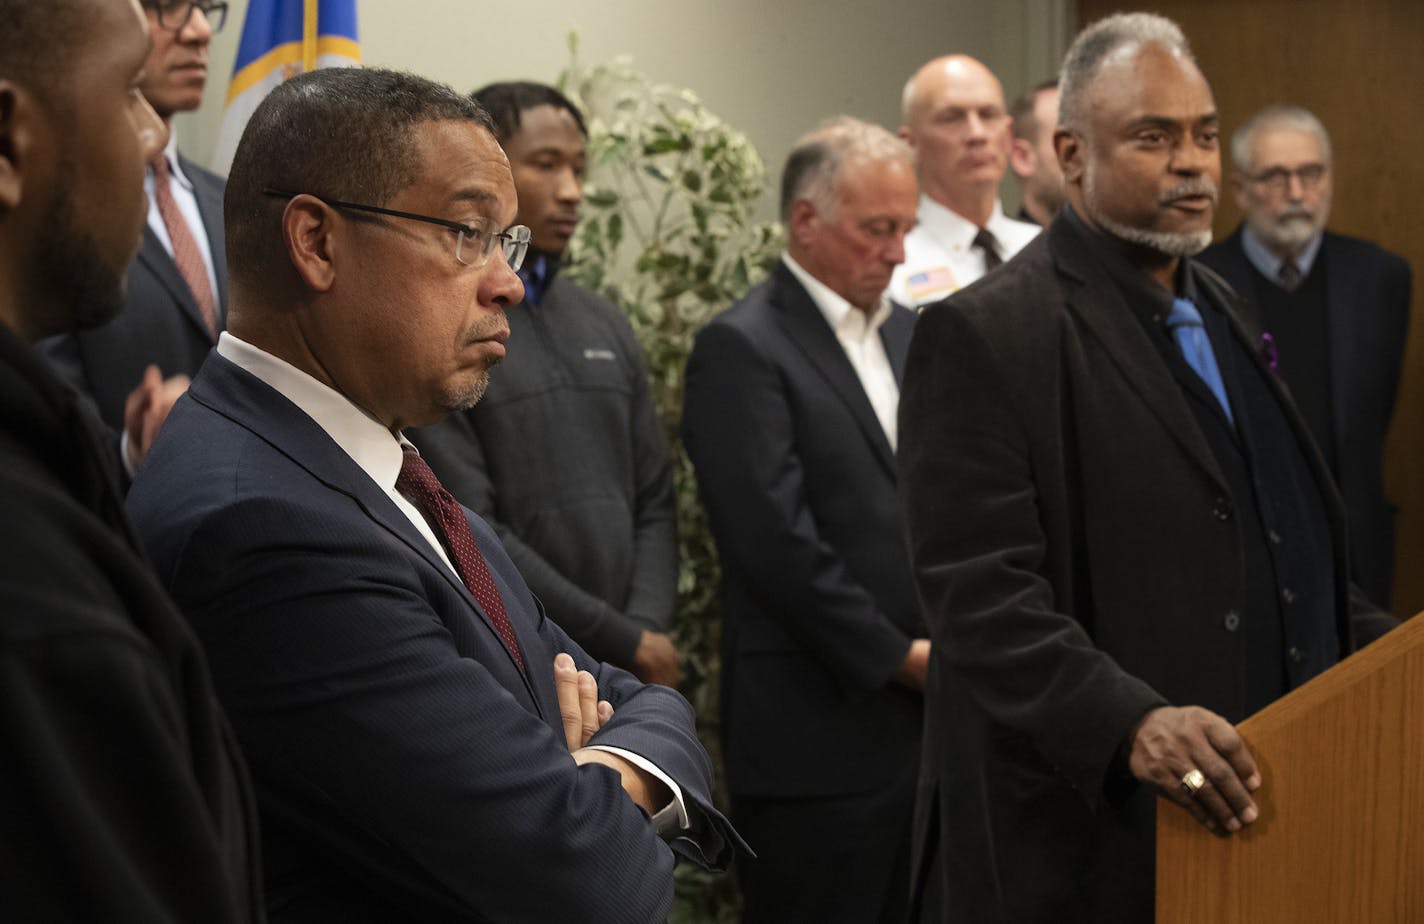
178, 0, 1071, 212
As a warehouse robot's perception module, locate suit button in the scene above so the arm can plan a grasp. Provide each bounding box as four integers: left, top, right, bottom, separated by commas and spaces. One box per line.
1223, 610, 1241, 632
1282, 587, 1297, 604
1212, 497, 1232, 521
1288, 646, 1305, 664
1268, 529, 1283, 545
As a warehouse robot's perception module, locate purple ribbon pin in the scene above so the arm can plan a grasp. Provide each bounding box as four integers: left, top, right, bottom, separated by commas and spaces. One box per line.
1260, 331, 1278, 372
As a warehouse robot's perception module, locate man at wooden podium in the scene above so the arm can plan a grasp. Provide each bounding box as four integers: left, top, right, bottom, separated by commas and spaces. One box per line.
898, 12, 1399, 922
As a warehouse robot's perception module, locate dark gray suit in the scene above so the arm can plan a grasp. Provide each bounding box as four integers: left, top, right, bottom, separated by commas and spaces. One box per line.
40, 155, 226, 429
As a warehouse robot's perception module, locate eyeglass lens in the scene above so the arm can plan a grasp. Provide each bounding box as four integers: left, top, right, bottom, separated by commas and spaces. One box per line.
154, 1, 228, 32
455, 226, 530, 270
1256, 163, 1326, 191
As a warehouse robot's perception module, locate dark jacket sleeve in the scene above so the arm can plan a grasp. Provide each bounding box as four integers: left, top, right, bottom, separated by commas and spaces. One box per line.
683, 317, 913, 693
0, 480, 259, 923
617, 319, 679, 633
898, 303, 1168, 805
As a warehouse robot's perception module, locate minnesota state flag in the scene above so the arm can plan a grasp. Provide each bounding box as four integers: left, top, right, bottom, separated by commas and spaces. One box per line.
211, 0, 360, 173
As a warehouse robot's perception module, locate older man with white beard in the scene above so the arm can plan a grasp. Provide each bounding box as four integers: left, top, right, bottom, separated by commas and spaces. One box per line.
1200, 106, 1411, 609
898, 14, 1397, 921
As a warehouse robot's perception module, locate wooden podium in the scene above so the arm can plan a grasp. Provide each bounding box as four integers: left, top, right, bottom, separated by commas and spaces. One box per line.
1156, 613, 1424, 923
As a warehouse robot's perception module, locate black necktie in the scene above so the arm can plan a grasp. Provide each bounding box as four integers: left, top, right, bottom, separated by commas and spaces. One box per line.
973, 227, 1003, 271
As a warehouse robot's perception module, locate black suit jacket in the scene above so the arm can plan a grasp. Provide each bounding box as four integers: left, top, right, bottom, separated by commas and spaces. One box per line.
898, 216, 1396, 922
40, 154, 227, 429
127, 353, 739, 923
1199, 227, 1411, 606
682, 261, 924, 801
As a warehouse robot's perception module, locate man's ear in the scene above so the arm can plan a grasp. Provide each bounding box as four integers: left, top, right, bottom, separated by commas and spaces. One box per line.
1008, 137, 1035, 180
0, 82, 38, 213
1055, 127, 1083, 185
787, 198, 819, 249
281, 195, 340, 292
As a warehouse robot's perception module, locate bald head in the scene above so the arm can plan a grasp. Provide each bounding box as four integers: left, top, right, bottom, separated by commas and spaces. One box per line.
898, 55, 1011, 226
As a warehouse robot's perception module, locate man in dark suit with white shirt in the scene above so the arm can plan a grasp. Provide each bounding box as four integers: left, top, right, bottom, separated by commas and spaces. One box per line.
42, 0, 229, 472
683, 116, 927, 923
1199, 105, 1411, 608
127, 67, 739, 923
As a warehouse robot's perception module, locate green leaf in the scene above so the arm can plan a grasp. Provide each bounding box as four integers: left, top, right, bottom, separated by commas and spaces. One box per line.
583, 188, 619, 208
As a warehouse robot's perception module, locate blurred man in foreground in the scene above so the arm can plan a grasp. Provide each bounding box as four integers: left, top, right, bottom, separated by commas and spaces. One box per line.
0, 0, 260, 918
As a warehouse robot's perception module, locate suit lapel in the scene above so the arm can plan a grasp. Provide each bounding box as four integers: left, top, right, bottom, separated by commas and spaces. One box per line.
136, 227, 218, 345
770, 264, 899, 478
192, 355, 540, 703
881, 306, 915, 384
1050, 221, 1228, 492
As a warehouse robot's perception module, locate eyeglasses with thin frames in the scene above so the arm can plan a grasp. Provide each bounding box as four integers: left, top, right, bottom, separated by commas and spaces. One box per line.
263, 188, 531, 271
146, 0, 229, 33
1247, 163, 1328, 195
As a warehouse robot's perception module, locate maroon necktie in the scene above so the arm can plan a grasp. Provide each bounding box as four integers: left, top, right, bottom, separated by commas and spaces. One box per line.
396, 448, 526, 673
151, 154, 219, 339
1278, 258, 1302, 293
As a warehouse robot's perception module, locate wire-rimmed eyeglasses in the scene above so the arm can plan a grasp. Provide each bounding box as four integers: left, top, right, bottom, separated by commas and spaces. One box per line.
263, 188, 531, 270
146, 0, 229, 33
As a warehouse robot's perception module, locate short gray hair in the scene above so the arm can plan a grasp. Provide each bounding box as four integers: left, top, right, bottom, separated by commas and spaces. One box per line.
779, 116, 912, 222
1231, 105, 1332, 173
1059, 12, 1195, 134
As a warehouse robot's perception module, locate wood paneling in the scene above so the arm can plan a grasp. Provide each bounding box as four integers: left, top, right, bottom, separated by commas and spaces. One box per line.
1077, 1, 1424, 614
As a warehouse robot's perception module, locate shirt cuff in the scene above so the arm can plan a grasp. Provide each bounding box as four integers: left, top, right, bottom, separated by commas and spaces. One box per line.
586, 745, 689, 836
119, 427, 139, 478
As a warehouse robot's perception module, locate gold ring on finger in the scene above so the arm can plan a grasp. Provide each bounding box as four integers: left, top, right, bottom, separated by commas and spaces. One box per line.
1180, 768, 1206, 796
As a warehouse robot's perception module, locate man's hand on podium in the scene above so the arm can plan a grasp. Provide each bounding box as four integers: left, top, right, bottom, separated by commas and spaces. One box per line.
1128, 705, 1262, 835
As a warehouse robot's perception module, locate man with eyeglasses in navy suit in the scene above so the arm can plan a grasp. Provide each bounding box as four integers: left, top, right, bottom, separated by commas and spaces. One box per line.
128, 67, 741, 923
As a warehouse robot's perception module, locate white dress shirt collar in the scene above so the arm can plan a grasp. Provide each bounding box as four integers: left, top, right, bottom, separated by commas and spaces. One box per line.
215, 332, 410, 499
781, 252, 893, 338
159, 133, 195, 192
781, 253, 900, 448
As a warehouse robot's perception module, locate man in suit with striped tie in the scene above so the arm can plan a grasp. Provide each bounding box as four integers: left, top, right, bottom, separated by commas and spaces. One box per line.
41, 0, 229, 475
